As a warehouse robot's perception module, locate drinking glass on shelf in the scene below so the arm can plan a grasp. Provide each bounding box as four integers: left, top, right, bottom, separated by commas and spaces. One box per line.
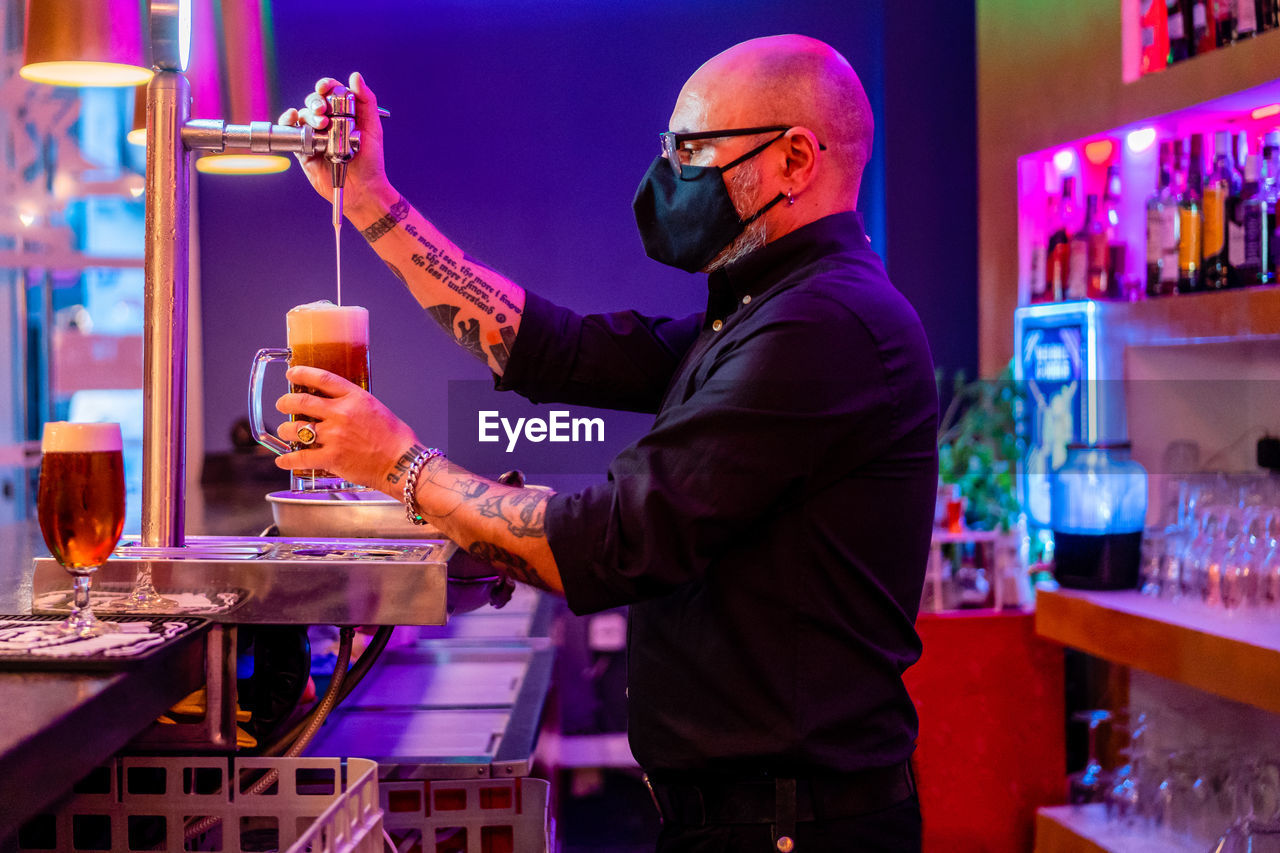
1183, 507, 1224, 601
1259, 537, 1280, 604
1141, 527, 1167, 596
1069, 709, 1113, 805
1222, 508, 1273, 609
36, 422, 126, 637
1161, 523, 1192, 601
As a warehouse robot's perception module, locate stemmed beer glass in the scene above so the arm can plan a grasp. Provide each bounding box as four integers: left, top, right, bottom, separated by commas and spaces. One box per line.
36, 422, 126, 637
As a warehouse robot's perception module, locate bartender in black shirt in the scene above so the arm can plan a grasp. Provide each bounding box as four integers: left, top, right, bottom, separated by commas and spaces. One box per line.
276, 33, 937, 852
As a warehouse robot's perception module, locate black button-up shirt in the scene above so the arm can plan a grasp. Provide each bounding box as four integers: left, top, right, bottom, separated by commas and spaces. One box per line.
498, 211, 938, 776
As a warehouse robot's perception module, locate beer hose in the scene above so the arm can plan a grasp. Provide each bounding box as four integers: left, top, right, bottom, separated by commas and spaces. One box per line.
183, 626, 371, 844
260, 624, 393, 757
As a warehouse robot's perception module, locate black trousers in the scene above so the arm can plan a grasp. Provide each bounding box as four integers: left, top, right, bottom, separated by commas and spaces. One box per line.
653, 793, 922, 852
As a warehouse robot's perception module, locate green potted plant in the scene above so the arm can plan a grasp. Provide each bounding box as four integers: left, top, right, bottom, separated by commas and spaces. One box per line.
936, 364, 1024, 533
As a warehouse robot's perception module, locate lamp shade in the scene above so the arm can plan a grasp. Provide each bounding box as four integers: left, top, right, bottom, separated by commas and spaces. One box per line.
21, 0, 153, 87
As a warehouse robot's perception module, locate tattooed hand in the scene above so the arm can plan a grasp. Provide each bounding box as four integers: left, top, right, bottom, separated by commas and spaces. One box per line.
278, 71, 398, 221
273, 365, 421, 495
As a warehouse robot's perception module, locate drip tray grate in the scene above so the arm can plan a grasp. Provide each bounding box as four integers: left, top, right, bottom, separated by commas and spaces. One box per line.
0, 614, 210, 670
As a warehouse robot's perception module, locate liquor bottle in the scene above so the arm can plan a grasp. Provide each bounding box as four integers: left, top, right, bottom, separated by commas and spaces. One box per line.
1228, 152, 1268, 286
1203, 131, 1235, 289
1260, 0, 1278, 31
1191, 0, 1217, 54
1070, 194, 1108, 300
1168, 0, 1193, 60
1179, 134, 1205, 292
1102, 165, 1126, 298
1264, 131, 1280, 282
1046, 177, 1077, 301
1140, 0, 1171, 73
1237, 0, 1260, 36
1215, 0, 1236, 44
1147, 141, 1181, 297
1030, 193, 1051, 303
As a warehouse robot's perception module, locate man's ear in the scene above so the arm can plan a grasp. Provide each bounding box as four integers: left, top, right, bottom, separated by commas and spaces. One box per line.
780, 128, 821, 190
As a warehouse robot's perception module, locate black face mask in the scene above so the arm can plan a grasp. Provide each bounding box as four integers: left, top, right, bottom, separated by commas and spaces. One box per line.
632, 134, 787, 273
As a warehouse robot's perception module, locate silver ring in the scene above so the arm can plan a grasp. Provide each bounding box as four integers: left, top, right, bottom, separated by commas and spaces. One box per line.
295, 423, 317, 446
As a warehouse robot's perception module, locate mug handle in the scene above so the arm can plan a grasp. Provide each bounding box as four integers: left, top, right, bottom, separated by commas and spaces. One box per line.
249, 348, 292, 455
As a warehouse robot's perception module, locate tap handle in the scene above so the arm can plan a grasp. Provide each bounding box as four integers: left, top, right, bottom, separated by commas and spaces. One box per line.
325, 92, 358, 164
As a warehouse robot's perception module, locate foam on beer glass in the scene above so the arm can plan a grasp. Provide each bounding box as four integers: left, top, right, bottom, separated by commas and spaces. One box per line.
42, 421, 123, 454
39, 422, 125, 574
285, 301, 370, 391
284, 301, 369, 489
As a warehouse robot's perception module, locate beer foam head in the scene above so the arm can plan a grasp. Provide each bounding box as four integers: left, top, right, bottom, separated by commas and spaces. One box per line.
287, 301, 368, 346
42, 421, 122, 452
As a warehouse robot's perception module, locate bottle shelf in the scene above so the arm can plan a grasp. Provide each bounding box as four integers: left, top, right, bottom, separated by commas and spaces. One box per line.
1084, 283, 1280, 341
1034, 587, 1280, 715
1036, 804, 1209, 853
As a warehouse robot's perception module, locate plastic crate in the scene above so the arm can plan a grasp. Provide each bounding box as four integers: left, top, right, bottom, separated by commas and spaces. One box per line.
16, 755, 382, 853
380, 777, 550, 853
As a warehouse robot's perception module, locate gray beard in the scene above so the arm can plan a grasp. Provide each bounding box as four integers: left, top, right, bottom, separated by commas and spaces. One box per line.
702, 161, 769, 273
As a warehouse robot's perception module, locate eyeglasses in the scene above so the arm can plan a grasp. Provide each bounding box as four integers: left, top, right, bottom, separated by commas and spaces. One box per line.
659, 125, 826, 178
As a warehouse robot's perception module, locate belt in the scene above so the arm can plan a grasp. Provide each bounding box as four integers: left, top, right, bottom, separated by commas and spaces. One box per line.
644, 760, 916, 829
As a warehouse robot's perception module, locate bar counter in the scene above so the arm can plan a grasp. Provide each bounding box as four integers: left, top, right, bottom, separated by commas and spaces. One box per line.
0, 481, 274, 843
0, 474, 554, 845
0, 520, 194, 843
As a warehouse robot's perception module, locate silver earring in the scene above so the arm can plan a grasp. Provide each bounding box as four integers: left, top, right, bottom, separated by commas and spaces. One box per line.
787, 190, 795, 206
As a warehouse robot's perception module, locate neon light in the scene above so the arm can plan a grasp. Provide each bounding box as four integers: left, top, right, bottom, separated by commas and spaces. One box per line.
1053, 149, 1076, 173
1126, 127, 1158, 153
1084, 139, 1115, 165
1252, 103, 1280, 121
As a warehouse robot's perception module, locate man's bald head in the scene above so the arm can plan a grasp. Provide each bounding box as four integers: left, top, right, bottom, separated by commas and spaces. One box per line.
677, 34, 873, 207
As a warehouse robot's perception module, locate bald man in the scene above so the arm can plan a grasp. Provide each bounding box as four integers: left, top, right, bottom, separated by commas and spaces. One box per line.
279, 34, 936, 852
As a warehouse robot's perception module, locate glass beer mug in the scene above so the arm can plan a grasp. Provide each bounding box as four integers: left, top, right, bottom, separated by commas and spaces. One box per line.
249, 301, 369, 491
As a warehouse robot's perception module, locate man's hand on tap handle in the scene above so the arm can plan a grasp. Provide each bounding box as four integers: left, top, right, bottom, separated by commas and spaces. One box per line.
279, 72, 400, 227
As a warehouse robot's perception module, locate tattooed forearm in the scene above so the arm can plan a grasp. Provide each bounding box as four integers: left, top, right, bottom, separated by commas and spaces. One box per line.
385, 442, 427, 486
468, 541, 552, 592
402, 223, 522, 320
444, 475, 490, 500
489, 325, 516, 371
425, 304, 488, 363
474, 489, 548, 538
384, 260, 407, 284
360, 196, 411, 243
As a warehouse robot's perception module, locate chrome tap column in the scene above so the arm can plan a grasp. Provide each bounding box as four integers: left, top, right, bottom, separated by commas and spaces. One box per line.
142, 69, 191, 549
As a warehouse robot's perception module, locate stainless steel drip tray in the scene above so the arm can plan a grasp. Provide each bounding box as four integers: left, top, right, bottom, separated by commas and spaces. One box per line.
31, 535, 454, 626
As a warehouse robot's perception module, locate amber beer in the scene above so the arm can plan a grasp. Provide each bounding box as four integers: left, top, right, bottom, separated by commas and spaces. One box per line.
286, 302, 370, 484
37, 422, 126, 571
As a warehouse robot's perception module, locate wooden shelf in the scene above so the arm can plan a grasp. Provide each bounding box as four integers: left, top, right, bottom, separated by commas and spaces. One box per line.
1035, 588, 1280, 715
1036, 805, 1208, 853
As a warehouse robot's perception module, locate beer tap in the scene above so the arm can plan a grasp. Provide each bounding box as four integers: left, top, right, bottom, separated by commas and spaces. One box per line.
325, 92, 357, 233
181, 94, 389, 285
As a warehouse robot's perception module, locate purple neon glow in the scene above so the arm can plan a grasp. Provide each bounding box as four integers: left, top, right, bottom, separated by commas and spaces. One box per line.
1052, 149, 1076, 172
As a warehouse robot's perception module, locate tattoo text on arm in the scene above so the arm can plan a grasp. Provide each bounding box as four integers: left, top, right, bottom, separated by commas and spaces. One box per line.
385, 442, 427, 486
360, 196, 411, 243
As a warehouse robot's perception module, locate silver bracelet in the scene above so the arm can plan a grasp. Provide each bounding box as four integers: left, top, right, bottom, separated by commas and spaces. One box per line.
403, 447, 445, 525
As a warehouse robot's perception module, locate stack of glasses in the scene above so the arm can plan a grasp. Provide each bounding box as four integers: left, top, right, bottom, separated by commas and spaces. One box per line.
1140, 472, 1280, 608
1071, 709, 1280, 850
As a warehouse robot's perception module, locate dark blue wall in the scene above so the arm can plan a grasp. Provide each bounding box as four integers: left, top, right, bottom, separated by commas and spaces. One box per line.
199, 0, 975, 486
